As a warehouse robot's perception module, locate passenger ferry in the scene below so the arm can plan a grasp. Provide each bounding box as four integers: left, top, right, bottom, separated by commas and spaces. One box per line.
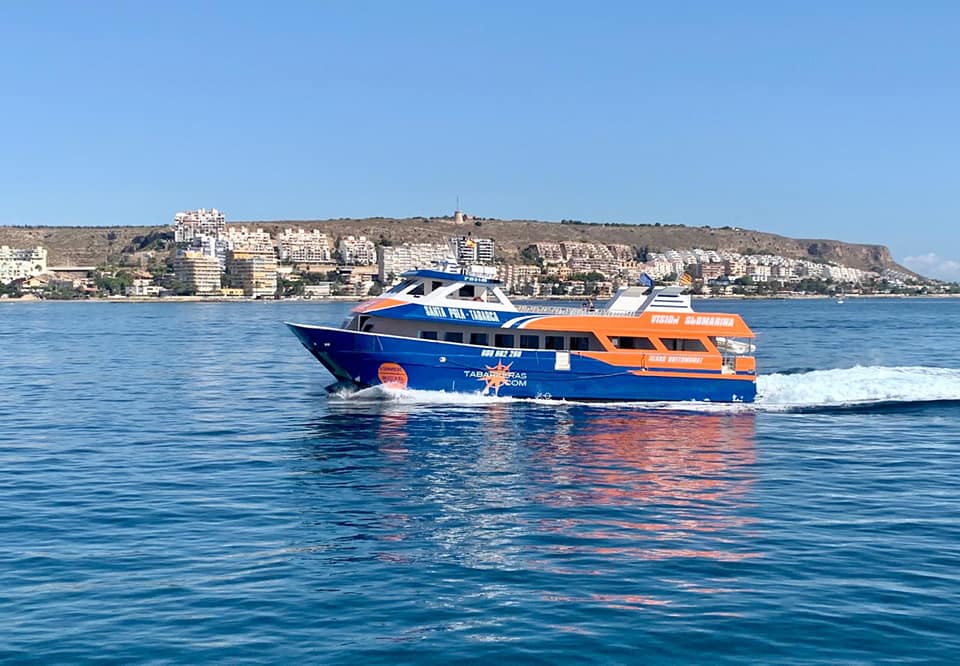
286, 269, 757, 402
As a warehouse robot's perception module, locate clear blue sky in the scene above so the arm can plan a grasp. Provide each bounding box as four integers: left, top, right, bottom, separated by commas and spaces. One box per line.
2, 1, 958, 279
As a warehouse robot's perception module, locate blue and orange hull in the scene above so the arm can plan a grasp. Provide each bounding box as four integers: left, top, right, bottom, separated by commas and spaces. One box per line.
288, 324, 756, 403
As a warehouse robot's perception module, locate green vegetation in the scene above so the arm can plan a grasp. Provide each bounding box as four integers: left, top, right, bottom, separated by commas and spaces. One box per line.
277, 276, 305, 298
0, 281, 23, 298
123, 229, 174, 253
93, 269, 134, 296
568, 271, 606, 282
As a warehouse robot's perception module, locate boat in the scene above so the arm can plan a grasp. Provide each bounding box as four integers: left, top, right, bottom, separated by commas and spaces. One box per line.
286, 269, 758, 402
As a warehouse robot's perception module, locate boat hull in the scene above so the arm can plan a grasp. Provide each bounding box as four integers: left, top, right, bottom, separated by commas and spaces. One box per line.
288, 324, 756, 403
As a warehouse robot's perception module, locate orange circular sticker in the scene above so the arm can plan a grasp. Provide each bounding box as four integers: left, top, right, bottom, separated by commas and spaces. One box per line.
377, 362, 408, 388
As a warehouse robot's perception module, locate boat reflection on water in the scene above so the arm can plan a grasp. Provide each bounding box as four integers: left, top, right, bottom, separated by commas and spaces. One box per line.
529, 407, 757, 509
302, 399, 761, 608
522, 407, 762, 598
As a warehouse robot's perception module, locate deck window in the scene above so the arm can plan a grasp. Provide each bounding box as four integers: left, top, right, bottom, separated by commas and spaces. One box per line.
494, 333, 515, 348
660, 337, 707, 352
569, 336, 590, 351
419, 330, 438, 340
469, 332, 489, 346
444, 332, 464, 343
545, 335, 565, 350
519, 334, 540, 349
611, 336, 656, 350
387, 279, 416, 294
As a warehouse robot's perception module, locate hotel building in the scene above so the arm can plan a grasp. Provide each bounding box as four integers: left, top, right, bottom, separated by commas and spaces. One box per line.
0, 246, 47, 284
173, 208, 226, 243
173, 251, 221, 295
337, 235, 377, 266
378, 243, 455, 283
226, 249, 277, 298
277, 228, 333, 263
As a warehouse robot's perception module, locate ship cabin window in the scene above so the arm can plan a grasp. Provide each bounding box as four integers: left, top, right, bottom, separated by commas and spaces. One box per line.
432, 281, 444, 292
451, 284, 493, 302
494, 333, 514, 348
409, 282, 426, 297
569, 336, 590, 351
469, 332, 489, 346
660, 337, 707, 352
610, 336, 656, 350
444, 332, 464, 343
355, 315, 371, 331
419, 330, 438, 340
387, 279, 416, 294
545, 335, 565, 350
519, 334, 540, 349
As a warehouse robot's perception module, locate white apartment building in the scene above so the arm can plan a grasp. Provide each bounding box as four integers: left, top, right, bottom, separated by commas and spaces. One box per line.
568, 257, 619, 277
607, 244, 636, 262
530, 242, 563, 263
0, 246, 47, 285
498, 264, 541, 294
450, 236, 495, 265
338, 235, 377, 265
748, 264, 772, 282
190, 233, 231, 271
725, 257, 748, 278
221, 226, 274, 253
277, 228, 333, 263
561, 241, 614, 261
126, 278, 162, 297
639, 258, 675, 279
378, 243, 454, 283
173, 208, 226, 243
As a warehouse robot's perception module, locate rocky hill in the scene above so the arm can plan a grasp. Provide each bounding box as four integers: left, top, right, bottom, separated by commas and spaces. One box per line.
0, 217, 912, 275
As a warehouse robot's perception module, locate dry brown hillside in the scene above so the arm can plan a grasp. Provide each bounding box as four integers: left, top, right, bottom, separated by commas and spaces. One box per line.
0, 217, 911, 275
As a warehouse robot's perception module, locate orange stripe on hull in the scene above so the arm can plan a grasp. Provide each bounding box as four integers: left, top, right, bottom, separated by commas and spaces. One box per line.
570, 352, 755, 381
578, 350, 723, 371
627, 369, 755, 381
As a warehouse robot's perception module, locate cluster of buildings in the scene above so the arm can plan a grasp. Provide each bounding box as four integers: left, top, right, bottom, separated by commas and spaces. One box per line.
510, 242, 918, 296
0, 208, 929, 299
641, 248, 884, 289
173, 213, 279, 297
169, 209, 497, 298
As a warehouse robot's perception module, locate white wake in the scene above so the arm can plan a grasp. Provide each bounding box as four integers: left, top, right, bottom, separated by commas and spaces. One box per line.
756, 365, 960, 411
329, 366, 960, 413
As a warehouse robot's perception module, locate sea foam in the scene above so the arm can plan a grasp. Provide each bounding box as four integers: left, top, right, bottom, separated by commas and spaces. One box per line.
331, 366, 960, 414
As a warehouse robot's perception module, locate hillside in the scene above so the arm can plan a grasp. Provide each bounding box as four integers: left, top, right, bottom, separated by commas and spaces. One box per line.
0, 217, 912, 275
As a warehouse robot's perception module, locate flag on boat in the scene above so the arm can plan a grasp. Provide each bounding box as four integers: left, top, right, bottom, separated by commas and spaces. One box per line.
639, 273, 655, 288
678, 272, 693, 286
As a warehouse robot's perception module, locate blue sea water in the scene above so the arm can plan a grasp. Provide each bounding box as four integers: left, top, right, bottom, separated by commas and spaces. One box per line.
1, 297, 959, 663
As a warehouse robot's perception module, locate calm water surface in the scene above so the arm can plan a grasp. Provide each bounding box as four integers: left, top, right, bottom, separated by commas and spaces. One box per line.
1, 298, 959, 663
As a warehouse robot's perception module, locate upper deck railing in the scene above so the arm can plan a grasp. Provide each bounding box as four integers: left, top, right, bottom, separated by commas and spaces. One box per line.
515, 304, 638, 317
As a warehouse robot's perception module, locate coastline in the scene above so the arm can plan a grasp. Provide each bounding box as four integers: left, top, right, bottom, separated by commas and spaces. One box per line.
4, 293, 959, 304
